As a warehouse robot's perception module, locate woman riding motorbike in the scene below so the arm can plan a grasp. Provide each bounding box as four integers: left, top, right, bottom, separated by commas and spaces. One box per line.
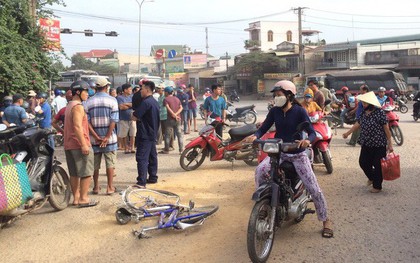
245, 80, 333, 238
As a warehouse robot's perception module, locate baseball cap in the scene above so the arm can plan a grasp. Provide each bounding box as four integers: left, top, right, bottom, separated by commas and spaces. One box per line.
164, 86, 173, 93
96, 76, 111, 88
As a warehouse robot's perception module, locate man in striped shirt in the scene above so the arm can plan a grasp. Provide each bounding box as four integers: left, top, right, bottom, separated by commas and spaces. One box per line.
85, 77, 119, 195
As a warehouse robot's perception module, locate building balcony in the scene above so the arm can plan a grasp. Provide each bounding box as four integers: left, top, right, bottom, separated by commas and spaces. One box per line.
316, 61, 358, 70
244, 40, 261, 51
399, 55, 420, 69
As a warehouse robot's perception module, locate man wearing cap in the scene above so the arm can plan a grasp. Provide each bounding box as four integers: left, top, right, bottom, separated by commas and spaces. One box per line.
117, 84, 136, 154
64, 81, 98, 207
35, 92, 54, 148
162, 86, 183, 154
2, 94, 28, 127
153, 84, 163, 101
85, 77, 119, 195
132, 81, 160, 187
27, 90, 38, 114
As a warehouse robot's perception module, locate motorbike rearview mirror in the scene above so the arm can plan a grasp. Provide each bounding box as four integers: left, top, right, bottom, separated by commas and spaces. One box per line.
25, 119, 35, 127
0, 124, 7, 131
293, 121, 310, 140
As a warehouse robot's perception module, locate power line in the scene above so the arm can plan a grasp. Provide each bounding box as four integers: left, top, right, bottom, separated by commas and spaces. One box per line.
47, 8, 292, 26
304, 14, 420, 24
305, 20, 420, 30
311, 8, 420, 18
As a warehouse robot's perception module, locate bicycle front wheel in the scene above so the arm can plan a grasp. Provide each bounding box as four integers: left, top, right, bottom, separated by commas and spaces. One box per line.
178, 205, 219, 224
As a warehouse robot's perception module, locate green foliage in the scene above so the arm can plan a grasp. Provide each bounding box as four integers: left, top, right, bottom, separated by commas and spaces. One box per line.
234, 52, 287, 85
69, 54, 119, 75
0, 0, 64, 96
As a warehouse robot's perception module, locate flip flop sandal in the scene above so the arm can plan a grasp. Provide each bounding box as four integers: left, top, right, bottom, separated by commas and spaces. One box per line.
322, 228, 334, 238
78, 200, 99, 208
106, 187, 119, 196
159, 150, 169, 154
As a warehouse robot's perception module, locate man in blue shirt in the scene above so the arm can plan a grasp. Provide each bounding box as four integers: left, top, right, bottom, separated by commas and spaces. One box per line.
117, 84, 136, 153
347, 85, 369, 146
133, 81, 160, 187
36, 92, 54, 148
203, 84, 226, 138
2, 94, 27, 127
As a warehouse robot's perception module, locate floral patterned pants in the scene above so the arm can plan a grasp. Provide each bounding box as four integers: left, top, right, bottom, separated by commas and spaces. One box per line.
255, 151, 328, 221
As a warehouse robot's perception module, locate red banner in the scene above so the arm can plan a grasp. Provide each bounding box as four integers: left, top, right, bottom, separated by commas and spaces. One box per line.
39, 18, 60, 51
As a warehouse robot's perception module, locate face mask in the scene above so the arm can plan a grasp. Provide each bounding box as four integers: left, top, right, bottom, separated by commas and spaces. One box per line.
274, 95, 287, 108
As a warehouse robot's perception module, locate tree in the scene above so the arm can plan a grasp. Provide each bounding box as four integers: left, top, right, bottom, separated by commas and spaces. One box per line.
69, 54, 119, 75
234, 52, 287, 87
0, 0, 65, 95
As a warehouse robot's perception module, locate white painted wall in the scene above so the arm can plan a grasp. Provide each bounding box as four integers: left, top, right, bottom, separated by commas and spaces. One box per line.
247, 21, 299, 51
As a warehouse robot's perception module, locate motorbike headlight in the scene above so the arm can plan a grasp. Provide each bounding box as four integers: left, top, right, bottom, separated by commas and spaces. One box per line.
262, 143, 279, 153
309, 114, 319, 123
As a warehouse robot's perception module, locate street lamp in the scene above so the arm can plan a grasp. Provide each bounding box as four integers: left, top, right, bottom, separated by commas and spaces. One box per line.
135, 0, 154, 73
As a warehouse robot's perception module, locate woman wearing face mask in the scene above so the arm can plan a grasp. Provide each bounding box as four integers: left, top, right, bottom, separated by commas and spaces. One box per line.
343, 91, 393, 193
245, 80, 333, 238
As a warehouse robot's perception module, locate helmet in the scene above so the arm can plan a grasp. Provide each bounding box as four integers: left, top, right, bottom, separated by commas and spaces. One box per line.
3, 96, 12, 102
70, 80, 90, 94
348, 96, 355, 103
329, 89, 336, 94
87, 80, 96, 89
378, 87, 386, 92
36, 92, 48, 99
88, 88, 95, 97
272, 80, 296, 95
54, 89, 63, 97
318, 81, 325, 87
65, 90, 73, 101
389, 89, 395, 92
341, 86, 349, 92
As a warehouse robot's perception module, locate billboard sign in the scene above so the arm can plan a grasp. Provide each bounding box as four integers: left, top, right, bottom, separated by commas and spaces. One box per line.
183, 54, 207, 69
39, 18, 60, 50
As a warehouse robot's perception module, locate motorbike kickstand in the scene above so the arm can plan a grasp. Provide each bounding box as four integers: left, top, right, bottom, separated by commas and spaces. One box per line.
132, 228, 151, 239
231, 160, 234, 171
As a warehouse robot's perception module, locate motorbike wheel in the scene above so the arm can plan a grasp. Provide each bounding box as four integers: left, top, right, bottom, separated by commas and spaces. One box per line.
48, 165, 71, 210
244, 112, 257, 124
399, 105, 408, 114
180, 146, 208, 171
390, 126, 404, 146
322, 150, 333, 174
247, 198, 276, 263
414, 115, 419, 122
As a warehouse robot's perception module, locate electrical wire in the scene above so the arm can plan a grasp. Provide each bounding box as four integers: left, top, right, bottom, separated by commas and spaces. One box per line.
304, 20, 420, 30
304, 14, 420, 24
311, 8, 420, 18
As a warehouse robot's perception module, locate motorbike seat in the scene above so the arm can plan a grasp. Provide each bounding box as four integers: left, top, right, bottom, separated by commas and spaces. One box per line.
280, 161, 299, 187
0, 129, 15, 141
235, 105, 255, 114
229, 124, 258, 142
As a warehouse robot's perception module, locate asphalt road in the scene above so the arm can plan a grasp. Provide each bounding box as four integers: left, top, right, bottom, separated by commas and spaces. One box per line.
0, 99, 419, 263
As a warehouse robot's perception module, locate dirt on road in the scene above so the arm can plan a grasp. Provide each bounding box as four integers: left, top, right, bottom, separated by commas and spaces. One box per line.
1, 102, 419, 263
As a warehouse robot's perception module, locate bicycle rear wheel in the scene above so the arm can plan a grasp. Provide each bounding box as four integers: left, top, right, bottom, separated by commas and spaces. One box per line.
124, 188, 180, 210
178, 205, 219, 224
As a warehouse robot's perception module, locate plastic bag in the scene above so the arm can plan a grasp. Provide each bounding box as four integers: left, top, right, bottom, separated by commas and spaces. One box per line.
381, 153, 400, 181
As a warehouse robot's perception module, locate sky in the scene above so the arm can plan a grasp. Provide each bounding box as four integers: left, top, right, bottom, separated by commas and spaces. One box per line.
49, 0, 420, 66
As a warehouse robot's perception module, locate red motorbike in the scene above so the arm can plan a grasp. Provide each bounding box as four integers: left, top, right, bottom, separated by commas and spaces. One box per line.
382, 105, 403, 146
309, 111, 333, 174
180, 117, 259, 171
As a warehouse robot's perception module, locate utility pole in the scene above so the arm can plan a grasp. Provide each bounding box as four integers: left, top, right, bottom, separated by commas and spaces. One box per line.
28, 0, 37, 26
205, 27, 209, 68
293, 7, 307, 75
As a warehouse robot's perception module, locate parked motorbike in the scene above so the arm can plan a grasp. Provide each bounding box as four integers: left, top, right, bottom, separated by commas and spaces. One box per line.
413, 97, 420, 121
179, 117, 259, 171
229, 89, 240, 103
394, 97, 408, 114
226, 101, 257, 124
247, 136, 315, 263
0, 121, 71, 228
309, 111, 333, 174
382, 105, 403, 146
329, 106, 356, 127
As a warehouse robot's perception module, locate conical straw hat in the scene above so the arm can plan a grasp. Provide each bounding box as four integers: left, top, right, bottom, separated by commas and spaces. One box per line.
357, 91, 381, 108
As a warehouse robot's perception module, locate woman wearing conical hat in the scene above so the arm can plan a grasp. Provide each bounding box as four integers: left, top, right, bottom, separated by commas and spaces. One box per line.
343, 91, 393, 193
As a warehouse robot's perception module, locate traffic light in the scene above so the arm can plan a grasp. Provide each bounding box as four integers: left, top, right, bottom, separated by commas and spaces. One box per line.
84, 29, 93, 37
60, 28, 72, 34
105, 31, 118, 37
